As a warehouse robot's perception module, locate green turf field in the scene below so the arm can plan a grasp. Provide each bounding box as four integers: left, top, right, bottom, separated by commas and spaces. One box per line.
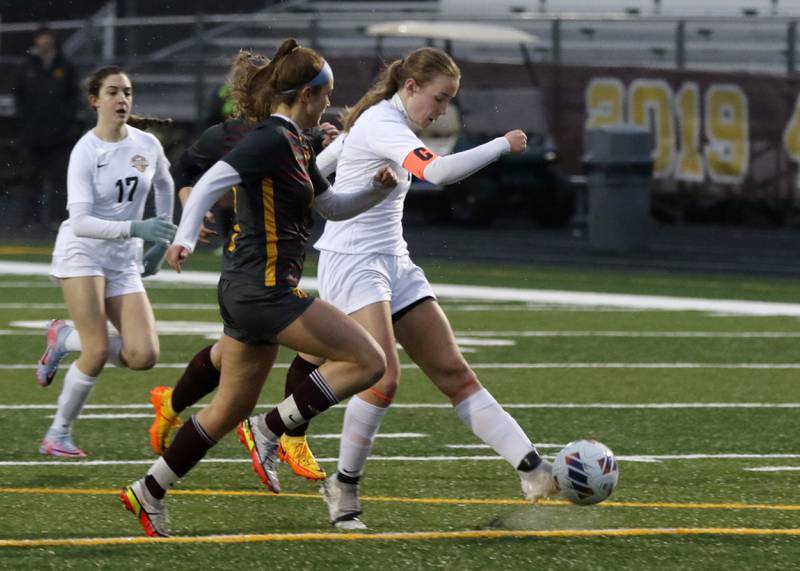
1, 250, 799, 569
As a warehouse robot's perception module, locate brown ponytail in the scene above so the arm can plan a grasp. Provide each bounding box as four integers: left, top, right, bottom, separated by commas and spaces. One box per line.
249, 38, 327, 121
127, 114, 173, 129
342, 47, 460, 132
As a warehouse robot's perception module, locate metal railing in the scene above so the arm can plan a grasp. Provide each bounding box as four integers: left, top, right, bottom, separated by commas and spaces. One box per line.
2, 9, 799, 69
2, 7, 800, 124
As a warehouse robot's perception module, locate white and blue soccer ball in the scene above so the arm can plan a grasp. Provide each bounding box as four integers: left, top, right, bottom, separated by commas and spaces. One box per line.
552, 439, 619, 505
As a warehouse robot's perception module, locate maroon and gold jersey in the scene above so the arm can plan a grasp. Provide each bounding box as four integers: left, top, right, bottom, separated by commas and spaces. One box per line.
221, 116, 329, 287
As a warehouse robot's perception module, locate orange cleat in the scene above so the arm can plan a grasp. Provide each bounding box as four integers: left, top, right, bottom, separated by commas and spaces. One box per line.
148, 386, 182, 455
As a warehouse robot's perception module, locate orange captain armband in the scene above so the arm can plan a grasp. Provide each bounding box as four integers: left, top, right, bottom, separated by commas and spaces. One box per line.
402, 146, 439, 180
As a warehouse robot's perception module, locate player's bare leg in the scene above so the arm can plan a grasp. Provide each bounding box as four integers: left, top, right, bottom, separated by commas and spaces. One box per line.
323, 301, 399, 529
395, 299, 556, 500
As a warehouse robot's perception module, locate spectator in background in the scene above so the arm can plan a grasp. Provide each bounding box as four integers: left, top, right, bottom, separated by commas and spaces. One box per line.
14, 25, 81, 230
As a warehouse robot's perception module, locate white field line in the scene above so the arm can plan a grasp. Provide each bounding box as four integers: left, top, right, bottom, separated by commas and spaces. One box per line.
4, 362, 800, 370
0, 303, 220, 310
446, 304, 648, 312
0, 279, 213, 290
3, 402, 800, 410
5, 261, 800, 316
415, 363, 800, 369
0, 363, 280, 370
448, 444, 565, 449
6, 321, 508, 348
8, 322, 800, 340
3, 453, 800, 468
456, 331, 800, 338
312, 433, 427, 439
0, 296, 646, 311
45, 413, 153, 419
0, 330, 47, 335
745, 467, 800, 472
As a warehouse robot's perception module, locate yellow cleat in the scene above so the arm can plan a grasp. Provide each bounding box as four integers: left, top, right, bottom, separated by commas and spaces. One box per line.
148, 386, 182, 455
278, 434, 327, 481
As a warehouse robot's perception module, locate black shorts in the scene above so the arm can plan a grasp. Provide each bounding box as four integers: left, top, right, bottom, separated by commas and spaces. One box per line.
217, 278, 315, 346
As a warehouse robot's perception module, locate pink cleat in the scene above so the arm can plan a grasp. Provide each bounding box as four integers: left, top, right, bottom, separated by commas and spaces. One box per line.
39, 431, 86, 458
36, 319, 73, 387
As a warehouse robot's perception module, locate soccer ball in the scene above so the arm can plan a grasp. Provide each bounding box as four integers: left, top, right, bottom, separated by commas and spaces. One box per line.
552, 439, 619, 505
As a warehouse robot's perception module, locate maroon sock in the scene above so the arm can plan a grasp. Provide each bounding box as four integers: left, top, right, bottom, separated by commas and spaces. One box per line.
283, 355, 319, 437
145, 415, 216, 499
265, 369, 338, 437
171, 345, 220, 413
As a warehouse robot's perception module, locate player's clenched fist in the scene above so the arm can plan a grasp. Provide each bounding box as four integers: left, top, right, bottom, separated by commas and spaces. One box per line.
165, 244, 189, 273
373, 165, 399, 189
504, 129, 528, 154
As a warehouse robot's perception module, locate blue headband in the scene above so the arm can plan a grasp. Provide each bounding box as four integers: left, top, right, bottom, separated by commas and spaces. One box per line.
280, 61, 333, 95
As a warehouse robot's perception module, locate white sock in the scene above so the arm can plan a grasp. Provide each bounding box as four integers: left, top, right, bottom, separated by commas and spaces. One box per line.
106, 336, 125, 368
454, 388, 535, 469
147, 457, 180, 492
336, 395, 389, 479
61, 329, 123, 367
63, 328, 81, 352
49, 362, 97, 434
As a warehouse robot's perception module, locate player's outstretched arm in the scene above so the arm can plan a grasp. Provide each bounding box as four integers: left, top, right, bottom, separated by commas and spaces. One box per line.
172, 160, 241, 257
178, 186, 218, 244
406, 130, 525, 187
313, 165, 398, 221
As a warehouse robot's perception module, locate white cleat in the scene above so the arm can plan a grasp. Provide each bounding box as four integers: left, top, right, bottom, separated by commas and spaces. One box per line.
519, 459, 558, 501
321, 476, 367, 530
120, 478, 170, 537
237, 417, 281, 493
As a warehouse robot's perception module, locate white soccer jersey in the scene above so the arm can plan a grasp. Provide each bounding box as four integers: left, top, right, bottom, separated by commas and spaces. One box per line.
314, 94, 432, 256
52, 126, 173, 272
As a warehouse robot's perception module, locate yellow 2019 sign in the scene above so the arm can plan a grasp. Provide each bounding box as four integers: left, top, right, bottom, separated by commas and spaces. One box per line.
586, 78, 749, 184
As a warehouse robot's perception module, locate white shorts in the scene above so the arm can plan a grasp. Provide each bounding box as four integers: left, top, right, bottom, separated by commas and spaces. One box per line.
50, 252, 145, 298
317, 251, 435, 316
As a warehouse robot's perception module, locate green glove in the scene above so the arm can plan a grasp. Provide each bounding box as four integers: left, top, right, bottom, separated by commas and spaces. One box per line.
142, 243, 169, 277
131, 217, 177, 245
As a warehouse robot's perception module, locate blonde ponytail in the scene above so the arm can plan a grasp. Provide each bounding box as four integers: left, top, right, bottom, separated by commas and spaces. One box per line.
342, 47, 460, 131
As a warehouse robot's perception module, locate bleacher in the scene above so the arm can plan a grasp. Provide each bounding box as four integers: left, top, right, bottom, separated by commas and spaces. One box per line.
2, 0, 799, 125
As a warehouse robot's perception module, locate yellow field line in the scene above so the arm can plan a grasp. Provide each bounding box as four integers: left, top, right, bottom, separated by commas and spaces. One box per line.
0, 247, 51, 255
2, 528, 800, 548
1, 487, 799, 511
